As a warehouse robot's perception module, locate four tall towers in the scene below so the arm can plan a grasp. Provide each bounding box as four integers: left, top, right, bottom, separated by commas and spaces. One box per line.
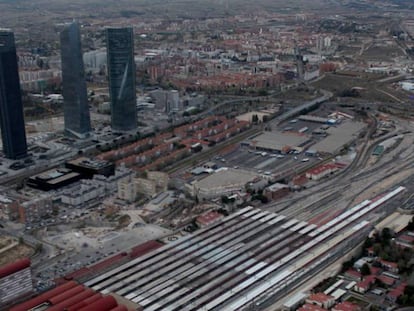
0, 30, 28, 159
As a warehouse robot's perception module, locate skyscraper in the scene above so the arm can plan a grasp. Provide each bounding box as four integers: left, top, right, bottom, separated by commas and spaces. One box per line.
60, 22, 91, 137
106, 27, 137, 132
0, 30, 27, 159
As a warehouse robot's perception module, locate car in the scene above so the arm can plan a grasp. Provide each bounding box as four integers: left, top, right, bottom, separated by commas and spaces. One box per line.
301, 158, 310, 162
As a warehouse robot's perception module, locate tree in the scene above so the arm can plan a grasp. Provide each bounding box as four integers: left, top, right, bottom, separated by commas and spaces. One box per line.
361, 263, 371, 276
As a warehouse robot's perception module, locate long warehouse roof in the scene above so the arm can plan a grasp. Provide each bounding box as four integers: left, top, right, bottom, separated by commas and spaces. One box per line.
85, 187, 405, 311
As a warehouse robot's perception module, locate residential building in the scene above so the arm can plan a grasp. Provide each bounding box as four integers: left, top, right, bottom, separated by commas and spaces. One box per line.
118, 171, 169, 201
106, 27, 137, 132
0, 30, 28, 159
60, 22, 91, 138
306, 293, 335, 309
19, 196, 53, 224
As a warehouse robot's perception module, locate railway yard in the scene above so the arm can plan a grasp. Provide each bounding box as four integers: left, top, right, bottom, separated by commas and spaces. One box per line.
5, 95, 414, 310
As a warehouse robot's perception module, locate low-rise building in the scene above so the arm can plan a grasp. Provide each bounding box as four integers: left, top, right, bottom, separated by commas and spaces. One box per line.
263, 183, 290, 201
196, 211, 224, 228
306, 293, 335, 309
306, 163, 339, 181
332, 301, 361, 311
354, 275, 376, 294
188, 168, 258, 200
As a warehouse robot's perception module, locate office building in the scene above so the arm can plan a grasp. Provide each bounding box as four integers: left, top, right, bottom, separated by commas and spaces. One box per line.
0, 30, 28, 159
60, 22, 91, 137
106, 27, 137, 132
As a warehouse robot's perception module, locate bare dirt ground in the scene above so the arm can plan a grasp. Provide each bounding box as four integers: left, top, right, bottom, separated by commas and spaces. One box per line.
0, 236, 34, 266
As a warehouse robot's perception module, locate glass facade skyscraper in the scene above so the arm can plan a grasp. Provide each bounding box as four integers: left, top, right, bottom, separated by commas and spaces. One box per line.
0, 30, 27, 159
106, 27, 137, 132
60, 22, 91, 137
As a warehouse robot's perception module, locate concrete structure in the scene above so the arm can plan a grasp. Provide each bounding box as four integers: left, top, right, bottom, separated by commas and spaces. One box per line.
263, 183, 290, 201
236, 111, 272, 123
19, 195, 53, 224
195, 211, 224, 228
118, 171, 169, 201
0, 258, 33, 306
27, 168, 82, 191
189, 168, 258, 200
0, 30, 28, 159
83, 187, 405, 311
247, 131, 310, 153
60, 22, 92, 138
83, 49, 107, 73
149, 89, 182, 112
61, 166, 133, 207
306, 164, 339, 181
311, 121, 366, 154
106, 28, 137, 132
0, 195, 19, 221
66, 157, 115, 178
306, 293, 335, 309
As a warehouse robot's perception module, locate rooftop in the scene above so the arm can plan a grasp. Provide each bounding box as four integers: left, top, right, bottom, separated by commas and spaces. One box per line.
311, 121, 366, 154
0, 258, 30, 279
193, 168, 258, 189
250, 131, 309, 151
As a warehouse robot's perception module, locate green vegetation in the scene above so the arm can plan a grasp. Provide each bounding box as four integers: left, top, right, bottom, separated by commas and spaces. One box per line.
398, 285, 414, 306
363, 228, 414, 276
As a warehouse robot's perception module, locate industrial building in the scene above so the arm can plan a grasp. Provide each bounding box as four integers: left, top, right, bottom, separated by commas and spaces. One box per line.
27, 168, 82, 191
60, 22, 92, 138
0, 30, 28, 159
66, 157, 115, 178
9, 280, 131, 311
82, 186, 404, 311
188, 168, 258, 200
106, 27, 137, 132
311, 121, 366, 154
245, 131, 310, 153
0, 258, 33, 307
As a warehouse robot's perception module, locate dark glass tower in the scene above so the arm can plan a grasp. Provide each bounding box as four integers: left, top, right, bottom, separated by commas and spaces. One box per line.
60, 22, 91, 137
106, 27, 137, 132
0, 30, 27, 159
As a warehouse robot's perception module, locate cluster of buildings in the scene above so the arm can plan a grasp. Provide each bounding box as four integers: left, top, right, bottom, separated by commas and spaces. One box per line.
97, 115, 250, 172
6, 187, 398, 311
118, 171, 169, 202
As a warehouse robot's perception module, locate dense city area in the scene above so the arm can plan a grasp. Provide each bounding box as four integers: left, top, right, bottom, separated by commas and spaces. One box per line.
1, 0, 414, 310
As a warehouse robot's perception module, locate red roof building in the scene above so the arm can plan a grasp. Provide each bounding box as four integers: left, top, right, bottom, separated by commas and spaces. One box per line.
306, 163, 339, 181
306, 293, 335, 309
379, 259, 399, 273
377, 274, 396, 287
344, 269, 362, 280
196, 211, 224, 228
387, 282, 406, 302
332, 301, 361, 311
298, 303, 328, 311
355, 275, 376, 294
9, 281, 130, 311
0, 258, 31, 278
0, 258, 33, 307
